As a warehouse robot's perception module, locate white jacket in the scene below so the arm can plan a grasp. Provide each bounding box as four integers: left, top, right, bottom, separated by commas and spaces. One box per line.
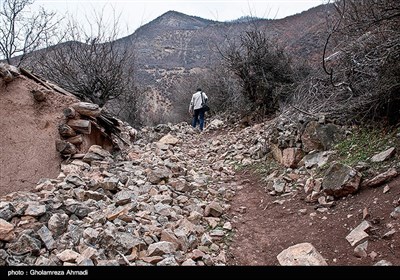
189, 91, 208, 111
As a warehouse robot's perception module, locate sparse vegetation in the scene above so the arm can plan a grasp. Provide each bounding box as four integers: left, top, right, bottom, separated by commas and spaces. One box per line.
289, 0, 400, 125
220, 28, 296, 117
26, 10, 144, 126
334, 126, 399, 166
235, 158, 282, 179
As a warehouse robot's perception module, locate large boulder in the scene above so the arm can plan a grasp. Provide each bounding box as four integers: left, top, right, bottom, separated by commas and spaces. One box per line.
277, 243, 327, 266
322, 162, 361, 198
282, 147, 304, 168
301, 121, 343, 152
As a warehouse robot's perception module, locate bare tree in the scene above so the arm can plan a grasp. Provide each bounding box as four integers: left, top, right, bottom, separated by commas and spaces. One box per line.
31, 8, 142, 125
287, 0, 400, 125
219, 28, 295, 116
106, 84, 147, 128
321, 0, 400, 123
0, 0, 60, 66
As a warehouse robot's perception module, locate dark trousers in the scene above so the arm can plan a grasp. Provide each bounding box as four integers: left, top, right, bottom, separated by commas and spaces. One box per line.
192, 108, 205, 131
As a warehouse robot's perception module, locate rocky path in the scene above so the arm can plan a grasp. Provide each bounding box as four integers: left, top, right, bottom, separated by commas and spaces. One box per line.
190, 122, 400, 266
0, 120, 399, 266
0, 122, 248, 266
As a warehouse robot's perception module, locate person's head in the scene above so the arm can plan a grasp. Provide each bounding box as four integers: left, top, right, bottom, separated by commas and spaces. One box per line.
196, 87, 202, 92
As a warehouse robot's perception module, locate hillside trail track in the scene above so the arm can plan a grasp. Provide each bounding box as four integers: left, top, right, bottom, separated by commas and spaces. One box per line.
185, 127, 400, 266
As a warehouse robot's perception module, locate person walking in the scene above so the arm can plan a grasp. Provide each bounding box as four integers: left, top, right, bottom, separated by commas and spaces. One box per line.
189, 87, 208, 131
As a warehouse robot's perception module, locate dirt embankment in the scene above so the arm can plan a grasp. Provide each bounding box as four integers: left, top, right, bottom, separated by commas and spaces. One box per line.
0, 77, 78, 196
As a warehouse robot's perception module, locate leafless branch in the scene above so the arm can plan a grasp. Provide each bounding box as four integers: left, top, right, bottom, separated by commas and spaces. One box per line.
0, 0, 62, 66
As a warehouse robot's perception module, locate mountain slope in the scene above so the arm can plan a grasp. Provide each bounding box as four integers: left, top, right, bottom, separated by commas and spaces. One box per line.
22, 4, 335, 124
120, 4, 333, 69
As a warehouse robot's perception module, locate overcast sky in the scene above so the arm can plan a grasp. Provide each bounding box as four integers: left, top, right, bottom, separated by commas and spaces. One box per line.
34, 0, 328, 36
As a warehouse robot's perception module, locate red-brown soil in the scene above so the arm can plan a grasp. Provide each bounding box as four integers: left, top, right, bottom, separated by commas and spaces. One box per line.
0, 77, 78, 196
227, 169, 400, 266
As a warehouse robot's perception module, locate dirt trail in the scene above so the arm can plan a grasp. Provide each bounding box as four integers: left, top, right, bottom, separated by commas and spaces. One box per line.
227, 167, 400, 266
194, 129, 400, 266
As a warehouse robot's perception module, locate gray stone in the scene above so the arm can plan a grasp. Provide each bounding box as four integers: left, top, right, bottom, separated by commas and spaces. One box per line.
209, 229, 225, 240
72, 102, 101, 117
84, 145, 111, 159
97, 177, 120, 191
170, 179, 191, 192
56, 249, 80, 262
35, 256, 57, 266
272, 179, 286, 193
48, 213, 69, 237
390, 207, 400, 219
96, 260, 120, 266
147, 241, 176, 256
204, 201, 223, 217
361, 168, 398, 188
208, 119, 224, 129
277, 242, 327, 266
374, 260, 392, 266
301, 121, 343, 153
188, 234, 199, 250
322, 162, 361, 198
202, 254, 214, 266
64, 199, 91, 218
78, 258, 94, 266
24, 204, 46, 216
182, 259, 196, 266
158, 134, 179, 145
114, 190, 136, 206
83, 228, 100, 244
66, 224, 84, 246
354, 241, 368, 258
346, 220, 371, 246
83, 152, 104, 163
370, 147, 396, 162
302, 151, 335, 169
160, 230, 181, 250
382, 229, 396, 239
76, 247, 98, 265
383, 185, 390, 193
317, 196, 334, 207
152, 194, 172, 204
147, 167, 172, 184
115, 232, 146, 254
0, 202, 16, 221
37, 225, 56, 250
154, 203, 172, 216
0, 249, 9, 266
8, 234, 41, 256
156, 256, 179, 266
65, 174, 86, 186
223, 222, 232, 231
154, 124, 171, 133
76, 190, 106, 201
